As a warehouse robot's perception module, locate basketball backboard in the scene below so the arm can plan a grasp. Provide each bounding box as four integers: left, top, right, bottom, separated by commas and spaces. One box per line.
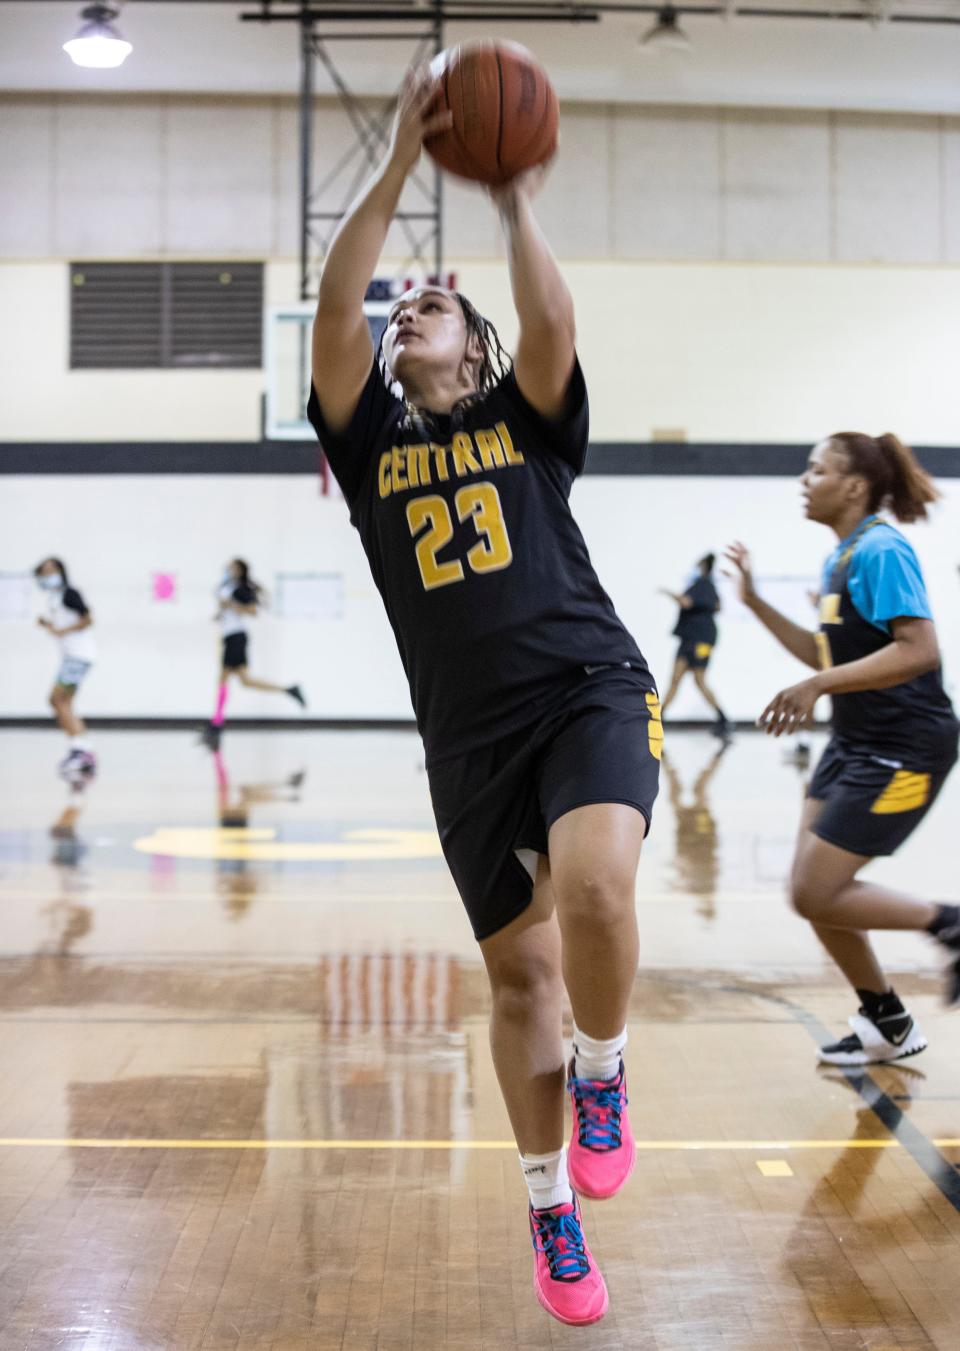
263, 299, 391, 442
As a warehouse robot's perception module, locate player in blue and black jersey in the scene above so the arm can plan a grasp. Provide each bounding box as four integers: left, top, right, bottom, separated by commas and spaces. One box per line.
306, 69, 660, 1326
727, 432, 960, 1066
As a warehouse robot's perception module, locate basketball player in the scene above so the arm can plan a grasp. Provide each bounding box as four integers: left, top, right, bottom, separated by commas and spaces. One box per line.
726, 433, 960, 1065
34, 557, 97, 779
658, 552, 732, 735
202, 559, 305, 748
306, 71, 661, 1326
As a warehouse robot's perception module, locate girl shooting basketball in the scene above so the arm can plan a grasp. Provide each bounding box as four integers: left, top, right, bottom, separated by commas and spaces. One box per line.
726, 433, 960, 1065
307, 63, 660, 1326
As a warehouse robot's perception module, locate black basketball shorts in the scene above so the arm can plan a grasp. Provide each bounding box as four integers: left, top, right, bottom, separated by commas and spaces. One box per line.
222, 633, 249, 671
808, 734, 957, 858
425, 666, 662, 941
678, 638, 713, 670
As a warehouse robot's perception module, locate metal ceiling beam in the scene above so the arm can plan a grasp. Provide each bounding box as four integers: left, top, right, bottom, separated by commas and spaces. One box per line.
237, 1, 960, 22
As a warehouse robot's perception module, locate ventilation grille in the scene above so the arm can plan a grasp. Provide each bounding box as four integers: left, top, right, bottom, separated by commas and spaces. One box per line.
70, 262, 263, 370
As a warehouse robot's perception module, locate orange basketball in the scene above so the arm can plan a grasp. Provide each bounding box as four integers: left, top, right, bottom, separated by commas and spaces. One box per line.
425, 40, 558, 187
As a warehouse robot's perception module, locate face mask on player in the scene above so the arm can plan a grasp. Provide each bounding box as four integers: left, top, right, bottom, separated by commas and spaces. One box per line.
37, 574, 64, 592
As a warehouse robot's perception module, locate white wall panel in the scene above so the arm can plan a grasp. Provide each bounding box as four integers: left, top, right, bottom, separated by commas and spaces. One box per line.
441, 176, 500, 261
53, 99, 165, 257
834, 114, 942, 263
0, 100, 54, 257
612, 107, 722, 259
944, 123, 960, 264
166, 99, 275, 255
722, 110, 830, 261
1, 96, 958, 267
535, 106, 611, 259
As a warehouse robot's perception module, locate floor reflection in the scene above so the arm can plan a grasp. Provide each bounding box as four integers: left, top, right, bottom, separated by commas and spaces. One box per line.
41, 781, 94, 957
210, 746, 305, 919
0, 729, 957, 1348
662, 740, 727, 917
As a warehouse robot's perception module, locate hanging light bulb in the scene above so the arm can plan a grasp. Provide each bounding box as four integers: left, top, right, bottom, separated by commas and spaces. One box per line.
639, 5, 692, 54
63, 4, 133, 69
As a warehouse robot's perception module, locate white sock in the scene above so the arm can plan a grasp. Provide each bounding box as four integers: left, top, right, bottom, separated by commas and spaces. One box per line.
520, 1147, 573, 1212
69, 736, 91, 751
572, 1023, 627, 1082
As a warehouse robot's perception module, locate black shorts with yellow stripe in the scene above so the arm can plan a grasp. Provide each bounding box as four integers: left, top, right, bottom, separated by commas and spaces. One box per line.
426, 666, 662, 941
808, 734, 957, 858
678, 638, 713, 670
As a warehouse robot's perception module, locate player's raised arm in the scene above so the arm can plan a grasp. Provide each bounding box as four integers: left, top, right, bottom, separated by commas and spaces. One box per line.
724, 542, 820, 670
493, 170, 576, 419
311, 70, 452, 434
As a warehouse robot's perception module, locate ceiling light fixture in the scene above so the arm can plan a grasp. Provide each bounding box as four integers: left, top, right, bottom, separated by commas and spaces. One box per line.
639, 5, 693, 53
63, 3, 133, 69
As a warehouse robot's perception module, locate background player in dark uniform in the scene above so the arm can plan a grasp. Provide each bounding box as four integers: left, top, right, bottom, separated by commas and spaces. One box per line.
201, 558, 305, 749
658, 553, 732, 736
726, 432, 960, 1065
307, 70, 661, 1327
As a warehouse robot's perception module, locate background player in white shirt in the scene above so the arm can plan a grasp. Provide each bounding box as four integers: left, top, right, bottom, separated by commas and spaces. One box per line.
201, 558, 305, 749
34, 557, 97, 779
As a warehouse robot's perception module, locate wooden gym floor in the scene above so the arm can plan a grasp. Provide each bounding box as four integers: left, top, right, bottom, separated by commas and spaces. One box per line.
0, 727, 958, 1351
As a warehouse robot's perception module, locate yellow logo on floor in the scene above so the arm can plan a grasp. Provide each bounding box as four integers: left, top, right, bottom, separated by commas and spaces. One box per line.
870, 771, 931, 815
133, 827, 443, 862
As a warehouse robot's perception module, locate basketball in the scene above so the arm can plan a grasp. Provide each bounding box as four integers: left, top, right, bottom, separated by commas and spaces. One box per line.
425, 40, 559, 187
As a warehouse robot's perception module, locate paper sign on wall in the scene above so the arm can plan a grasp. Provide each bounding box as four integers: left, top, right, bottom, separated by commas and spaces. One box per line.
0, 572, 34, 620
723, 574, 818, 626
275, 572, 344, 620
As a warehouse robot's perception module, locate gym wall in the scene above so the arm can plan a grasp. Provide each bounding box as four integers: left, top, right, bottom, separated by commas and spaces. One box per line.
4, 473, 959, 723
1, 93, 958, 721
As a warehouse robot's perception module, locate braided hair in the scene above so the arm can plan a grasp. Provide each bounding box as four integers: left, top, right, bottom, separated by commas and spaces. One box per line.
378, 290, 512, 437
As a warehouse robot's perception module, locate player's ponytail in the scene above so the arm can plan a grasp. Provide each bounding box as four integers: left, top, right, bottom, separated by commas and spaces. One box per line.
699, 552, 716, 574
830, 431, 939, 524
233, 558, 263, 602
877, 433, 939, 523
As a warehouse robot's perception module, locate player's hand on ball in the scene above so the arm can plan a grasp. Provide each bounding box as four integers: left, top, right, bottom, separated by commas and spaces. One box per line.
37, 617, 52, 630
488, 158, 553, 213
389, 67, 452, 175
723, 541, 758, 605
758, 676, 822, 737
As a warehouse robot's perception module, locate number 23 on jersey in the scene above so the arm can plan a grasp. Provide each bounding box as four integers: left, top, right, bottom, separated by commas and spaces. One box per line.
405, 483, 513, 592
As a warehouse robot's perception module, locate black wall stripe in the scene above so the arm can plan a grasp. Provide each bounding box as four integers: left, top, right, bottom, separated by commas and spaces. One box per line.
1, 443, 958, 477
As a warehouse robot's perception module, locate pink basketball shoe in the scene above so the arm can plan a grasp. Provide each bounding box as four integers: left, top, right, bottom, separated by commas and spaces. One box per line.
529, 1194, 609, 1326
567, 1057, 636, 1200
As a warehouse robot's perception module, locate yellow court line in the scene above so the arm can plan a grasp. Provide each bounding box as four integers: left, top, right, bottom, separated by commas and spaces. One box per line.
1, 1137, 958, 1152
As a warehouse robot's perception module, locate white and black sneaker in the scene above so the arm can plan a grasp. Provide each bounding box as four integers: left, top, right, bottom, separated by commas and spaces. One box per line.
819, 1003, 926, 1067
57, 748, 97, 783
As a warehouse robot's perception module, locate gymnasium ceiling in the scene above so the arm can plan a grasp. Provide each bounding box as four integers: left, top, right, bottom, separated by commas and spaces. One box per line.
1, 0, 958, 113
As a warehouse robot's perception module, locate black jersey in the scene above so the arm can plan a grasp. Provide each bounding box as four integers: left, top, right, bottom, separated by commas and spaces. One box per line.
817, 518, 958, 767
673, 576, 718, 646
308, 359, 649, 760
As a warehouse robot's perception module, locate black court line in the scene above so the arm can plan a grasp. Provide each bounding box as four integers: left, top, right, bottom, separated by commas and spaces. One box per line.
711, 979, 960, 1208
792, 1003, 960, 1209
